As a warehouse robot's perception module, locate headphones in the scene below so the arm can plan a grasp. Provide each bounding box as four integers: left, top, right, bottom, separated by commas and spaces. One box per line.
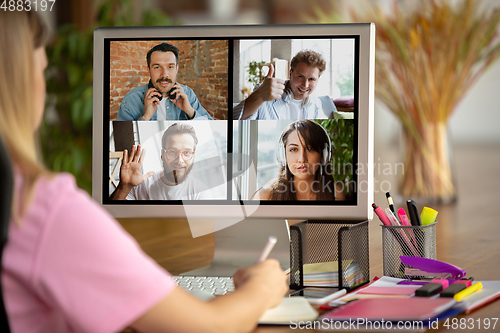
276, 121, 332, 167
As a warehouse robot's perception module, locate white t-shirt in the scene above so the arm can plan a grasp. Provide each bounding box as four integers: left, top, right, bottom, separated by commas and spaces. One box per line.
285, 98, 303, 119
156, 98, 168, 121
127, 171, 212, 200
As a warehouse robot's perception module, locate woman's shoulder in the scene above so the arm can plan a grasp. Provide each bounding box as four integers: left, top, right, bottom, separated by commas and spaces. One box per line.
35, 172, 80, 198
23, 172, 96, 223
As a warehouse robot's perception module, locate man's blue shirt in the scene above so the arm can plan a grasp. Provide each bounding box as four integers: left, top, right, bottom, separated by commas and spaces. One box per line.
117, 83, 214, 121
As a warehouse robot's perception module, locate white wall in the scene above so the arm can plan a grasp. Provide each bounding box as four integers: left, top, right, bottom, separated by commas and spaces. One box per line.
374, 47, 500, 147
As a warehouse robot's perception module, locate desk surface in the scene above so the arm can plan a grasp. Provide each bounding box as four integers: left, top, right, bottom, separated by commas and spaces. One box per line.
118, 146, 500, 332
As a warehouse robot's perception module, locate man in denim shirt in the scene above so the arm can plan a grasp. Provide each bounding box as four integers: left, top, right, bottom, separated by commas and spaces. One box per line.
117, 43, 213, 121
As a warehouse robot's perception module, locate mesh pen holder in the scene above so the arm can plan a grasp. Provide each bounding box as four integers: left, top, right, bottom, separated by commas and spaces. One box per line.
382, 223, 437, 279
290, 220, 370, 292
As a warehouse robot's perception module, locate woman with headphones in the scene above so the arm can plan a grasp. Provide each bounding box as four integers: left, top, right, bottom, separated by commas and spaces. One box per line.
252, 120, 345, 201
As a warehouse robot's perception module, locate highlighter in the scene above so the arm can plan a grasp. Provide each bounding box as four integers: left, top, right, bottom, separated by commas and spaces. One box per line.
397, 208, 411, 226
421, 207, 438, 226
440, 284, 466, 298
454, 282, 483, 302
372, 203, 391, 226
415, 282, 443, 297
453, 278, 474, 288
430, 279, 449, 289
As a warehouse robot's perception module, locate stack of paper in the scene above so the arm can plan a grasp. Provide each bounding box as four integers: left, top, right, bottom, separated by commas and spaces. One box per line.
258, 297, 318, 324
303, 261, 364, 288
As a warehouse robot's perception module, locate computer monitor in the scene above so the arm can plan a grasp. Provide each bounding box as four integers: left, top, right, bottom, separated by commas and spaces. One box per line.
93, 24, 375, 227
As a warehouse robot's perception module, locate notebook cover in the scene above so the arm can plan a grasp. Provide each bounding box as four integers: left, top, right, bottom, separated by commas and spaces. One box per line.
357, 286, 419, 296
320, 298, 456, 322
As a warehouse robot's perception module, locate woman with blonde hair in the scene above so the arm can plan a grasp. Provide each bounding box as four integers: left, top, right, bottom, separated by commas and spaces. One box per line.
0, 11, 287, 333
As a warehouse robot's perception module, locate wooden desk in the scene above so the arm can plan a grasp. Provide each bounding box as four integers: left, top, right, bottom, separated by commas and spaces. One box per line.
118, 146, 500, 332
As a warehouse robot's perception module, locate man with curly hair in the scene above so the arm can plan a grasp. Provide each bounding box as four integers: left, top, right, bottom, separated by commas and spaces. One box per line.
235, 49, 328, 120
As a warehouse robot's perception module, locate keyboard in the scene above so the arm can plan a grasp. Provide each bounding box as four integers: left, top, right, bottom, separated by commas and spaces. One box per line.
173, 276, 235, 296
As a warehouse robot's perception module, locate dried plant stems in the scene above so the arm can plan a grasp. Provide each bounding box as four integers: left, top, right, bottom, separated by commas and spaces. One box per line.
354, 0, 500, 201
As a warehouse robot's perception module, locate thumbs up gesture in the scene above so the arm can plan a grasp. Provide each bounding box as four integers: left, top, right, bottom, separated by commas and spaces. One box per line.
256, 64, 286, 102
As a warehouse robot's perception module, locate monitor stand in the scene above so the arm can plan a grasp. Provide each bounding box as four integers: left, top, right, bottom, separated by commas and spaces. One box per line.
181, 219, 290, 277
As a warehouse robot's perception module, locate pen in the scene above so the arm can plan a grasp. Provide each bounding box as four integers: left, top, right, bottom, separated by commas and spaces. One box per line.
373, 203, 415, 258
385, 192, 400, 223
255, 236, 277, 264
385, 208, 420, 257
384, 208, 401, 226
307, 289, 347, 305
407, 200, 423, 256
398, 208, 418, 249
454, 282, 483, 302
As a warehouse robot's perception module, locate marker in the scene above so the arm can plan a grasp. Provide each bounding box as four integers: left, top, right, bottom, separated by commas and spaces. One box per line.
398, 208, 418, 248
415, 282, 443, 297
453, 278, 474, 288
407, 200, 422, 226
375, 204, 418, 257
385, 192, 399, 222
385, 208, 419, 257
255, 236, 277, 264
454, 282, 483, 302
421, 207, 438, 226
440, 284, 466, 298
407, 200, 424, 256
372, 203, 391, 226
398, 208, 411, 226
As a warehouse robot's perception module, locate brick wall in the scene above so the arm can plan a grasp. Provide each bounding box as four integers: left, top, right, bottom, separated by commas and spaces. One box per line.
110, 40, 229, 120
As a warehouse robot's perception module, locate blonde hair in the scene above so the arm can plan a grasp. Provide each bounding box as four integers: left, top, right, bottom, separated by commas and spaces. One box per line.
0, 11, 50, 218
290, 50, 326, 76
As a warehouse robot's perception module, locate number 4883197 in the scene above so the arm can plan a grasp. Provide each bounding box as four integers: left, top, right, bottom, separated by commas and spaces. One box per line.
1, 0, 56, 11
443, 318, 498, 330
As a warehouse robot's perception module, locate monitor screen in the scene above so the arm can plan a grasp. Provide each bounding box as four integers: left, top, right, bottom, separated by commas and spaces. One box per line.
93, 24, 374, 221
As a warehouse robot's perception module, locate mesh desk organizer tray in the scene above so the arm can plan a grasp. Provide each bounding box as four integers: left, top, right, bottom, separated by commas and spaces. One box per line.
290, 220, 369, 292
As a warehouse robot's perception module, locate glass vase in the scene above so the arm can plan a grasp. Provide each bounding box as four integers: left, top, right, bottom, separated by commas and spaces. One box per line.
399, 122, 457, 204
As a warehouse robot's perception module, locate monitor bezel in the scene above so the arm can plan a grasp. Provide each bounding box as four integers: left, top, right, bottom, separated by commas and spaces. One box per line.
93, 23, 375, 221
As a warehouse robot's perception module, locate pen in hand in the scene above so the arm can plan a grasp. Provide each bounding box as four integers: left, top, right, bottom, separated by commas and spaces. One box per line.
255, 236, 277, 264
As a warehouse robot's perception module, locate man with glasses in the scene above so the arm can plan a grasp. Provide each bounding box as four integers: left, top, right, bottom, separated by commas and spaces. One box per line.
110, 123, 212, 200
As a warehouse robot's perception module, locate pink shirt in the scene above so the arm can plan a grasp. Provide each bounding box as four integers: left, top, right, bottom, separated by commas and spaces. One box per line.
2, 173, 176, 333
